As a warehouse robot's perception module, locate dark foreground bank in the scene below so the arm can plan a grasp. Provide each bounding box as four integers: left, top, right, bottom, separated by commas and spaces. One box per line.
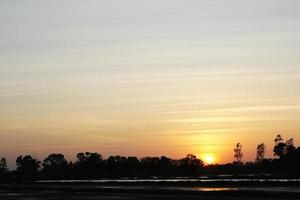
0, 190, 299, 200
1, 180, 300, 200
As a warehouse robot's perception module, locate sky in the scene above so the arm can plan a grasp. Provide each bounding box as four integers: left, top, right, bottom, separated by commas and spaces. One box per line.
1, 0, 300, 168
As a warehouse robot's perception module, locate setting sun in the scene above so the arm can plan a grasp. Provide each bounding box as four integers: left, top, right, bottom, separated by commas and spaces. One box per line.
203, 154, 215, 165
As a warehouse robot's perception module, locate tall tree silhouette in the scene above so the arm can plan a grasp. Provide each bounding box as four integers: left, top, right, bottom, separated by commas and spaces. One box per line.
273, 134, 286, 158
0, 157, 7, 173
256, 143, 266, 163
233, 143, 243, 164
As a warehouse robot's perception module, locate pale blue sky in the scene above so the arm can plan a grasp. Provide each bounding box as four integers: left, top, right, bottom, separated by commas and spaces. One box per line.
1, 0, 300, 167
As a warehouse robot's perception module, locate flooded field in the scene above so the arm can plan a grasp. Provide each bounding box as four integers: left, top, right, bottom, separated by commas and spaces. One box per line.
1, 179, 300, 199
37, 178, 300, 183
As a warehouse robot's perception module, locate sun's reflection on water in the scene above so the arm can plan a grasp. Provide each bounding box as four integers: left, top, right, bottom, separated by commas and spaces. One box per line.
193, 187, 236, 192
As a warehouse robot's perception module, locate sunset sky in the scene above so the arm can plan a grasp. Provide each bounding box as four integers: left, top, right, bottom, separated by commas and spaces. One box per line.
1, 0, 300, 168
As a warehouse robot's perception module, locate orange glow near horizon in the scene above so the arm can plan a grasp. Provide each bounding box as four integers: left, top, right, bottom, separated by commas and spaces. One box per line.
202, 154, 215, 165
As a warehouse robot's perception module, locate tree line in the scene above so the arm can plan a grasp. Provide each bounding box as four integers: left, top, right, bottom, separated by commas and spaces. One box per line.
0, 153, 203, 181
1, 134, 300, 181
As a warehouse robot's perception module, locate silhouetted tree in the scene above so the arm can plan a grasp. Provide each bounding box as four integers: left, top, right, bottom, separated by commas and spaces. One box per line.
42, 153, 68, 179
157, 156, 173, 176
125, 156, 140, 177
106, 155, 127, 177
74, 152, 103, 178
139, 156, 175, 177
233, 143, 243, 164
273, 134, 286, 158
140, 157, 160, 176
0, 157, 7, 173
256, 143, 266, 163
285, 138, 296, 153
282, 138, 298, 170
179, 154, 204, 176
271, 134, 300, 172
16, 155, 41, 180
